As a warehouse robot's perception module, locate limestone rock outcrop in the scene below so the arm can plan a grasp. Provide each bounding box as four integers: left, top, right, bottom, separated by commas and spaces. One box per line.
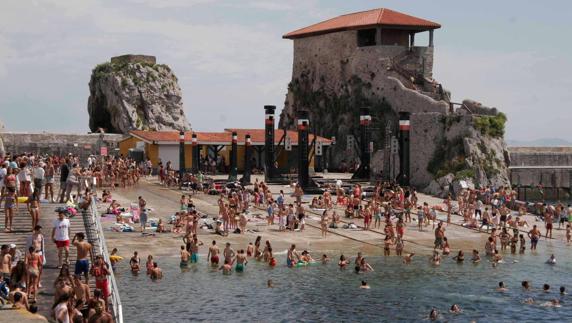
87, 55, 191, 133
0, 119, 5, 157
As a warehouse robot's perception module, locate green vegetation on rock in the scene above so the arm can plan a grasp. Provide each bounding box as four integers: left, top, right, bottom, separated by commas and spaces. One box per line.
474, 113, 507, 138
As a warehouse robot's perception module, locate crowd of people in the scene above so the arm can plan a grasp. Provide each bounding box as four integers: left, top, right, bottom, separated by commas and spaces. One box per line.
0, 151, 137, 322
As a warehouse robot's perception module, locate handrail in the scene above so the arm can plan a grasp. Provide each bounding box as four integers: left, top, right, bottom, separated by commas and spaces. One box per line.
88, 200, 124, 323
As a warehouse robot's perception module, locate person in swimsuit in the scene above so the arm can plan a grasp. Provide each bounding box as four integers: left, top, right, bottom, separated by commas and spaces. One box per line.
90, 255, 110, 309
528, 225, 541, 250
287, 244, 298, 268
180, 245, 190, 268
72, 232, 92, 284
208, 241, 220, 266
129, 251, 140, 274
219, 259, 232, 275
146, 255, 154, 275
25, 247, 41, 300
190, 235, 203, 263
223, 243, 235, 265
27, 194, 41, 230
150, 262, 163, 280
234, 249, 247, 272
3, 188, 17, 232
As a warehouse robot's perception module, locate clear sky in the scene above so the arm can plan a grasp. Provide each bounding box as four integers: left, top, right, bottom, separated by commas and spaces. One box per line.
1, 0, 570, 141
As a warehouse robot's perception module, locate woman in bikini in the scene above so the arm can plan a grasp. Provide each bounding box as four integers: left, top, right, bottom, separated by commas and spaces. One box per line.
28, 193, 41, 229
25, 247, 41, 301
4, 187, 17, 232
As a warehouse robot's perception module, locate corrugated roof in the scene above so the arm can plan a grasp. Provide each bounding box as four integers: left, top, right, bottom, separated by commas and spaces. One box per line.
129, 129, 332, 145
283, 8, 440, 39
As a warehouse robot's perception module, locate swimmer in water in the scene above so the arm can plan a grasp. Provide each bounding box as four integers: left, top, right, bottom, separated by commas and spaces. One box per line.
522, 297, 534, 305
452, 250, 464, 263
541, 299, 561, 307
219, 259, 232, 275
449, 304, 461, 314
403, 253, 415, 264
321, 254, 330, 264
430, 251, 441, 266
560, 286, 567, 295
359, 258, 374, 272
546, 254, 556, 265
497, 281, 508, 292
267, 279, 273, 288
360, 280, 370, 289
471, 250, 481, 263
543, 284, 550, 293
339, 255, 349, 269
522, 281, 531, 290
429, 308, 439, 321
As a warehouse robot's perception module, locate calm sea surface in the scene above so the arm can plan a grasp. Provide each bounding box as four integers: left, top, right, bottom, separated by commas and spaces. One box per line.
115, 241, 572, 322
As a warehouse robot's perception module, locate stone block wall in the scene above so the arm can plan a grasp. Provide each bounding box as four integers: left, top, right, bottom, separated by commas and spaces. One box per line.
1, 132, 126, 156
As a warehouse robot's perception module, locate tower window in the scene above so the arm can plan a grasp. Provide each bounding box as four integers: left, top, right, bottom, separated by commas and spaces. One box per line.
357, 28, 377, 47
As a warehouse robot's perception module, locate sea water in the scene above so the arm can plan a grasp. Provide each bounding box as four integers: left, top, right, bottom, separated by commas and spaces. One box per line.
115, 241, 571, 322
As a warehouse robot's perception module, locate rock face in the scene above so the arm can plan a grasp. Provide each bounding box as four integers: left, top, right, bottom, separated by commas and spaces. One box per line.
87, 55, 191, 133
279, 29, 510, 193
0, 119, 5, 157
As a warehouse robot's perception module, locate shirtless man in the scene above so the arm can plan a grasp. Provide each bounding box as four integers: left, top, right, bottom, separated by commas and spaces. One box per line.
287, 244, 299, 268
544, 211, 553, 239
190, 235, 203, 263
234, 250, 248, 273
150, 262, 163, 280
73, 232, 93, 284
528, 225, 541, 250
1, 244, 12, 282
219, 259, 232, 275
180, 245, 190, 268
208, 241, 220, 266
88, 301, 113, 323
73, 274, 91, 318
434, 223, 445, 250
223, 243, 235, 265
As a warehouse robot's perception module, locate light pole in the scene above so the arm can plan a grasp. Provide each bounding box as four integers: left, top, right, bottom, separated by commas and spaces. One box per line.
179, 130, 185, 189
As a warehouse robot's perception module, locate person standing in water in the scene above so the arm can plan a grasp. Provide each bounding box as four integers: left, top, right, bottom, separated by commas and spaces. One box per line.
234, 250, 248, 273
208, 241, 220, 266
287, 244, 299, 267
528, 225, 541, 250
180, 245, 190, 268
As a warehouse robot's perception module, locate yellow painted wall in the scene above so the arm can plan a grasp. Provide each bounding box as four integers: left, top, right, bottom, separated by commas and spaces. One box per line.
118, 137, 139, 156
145, 144, 159, 166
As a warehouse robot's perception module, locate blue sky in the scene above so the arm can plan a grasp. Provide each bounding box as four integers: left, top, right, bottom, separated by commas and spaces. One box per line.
0, 0, 571, 141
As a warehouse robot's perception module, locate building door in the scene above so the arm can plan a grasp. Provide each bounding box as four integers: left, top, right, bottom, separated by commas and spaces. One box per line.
159, 145, 180, 170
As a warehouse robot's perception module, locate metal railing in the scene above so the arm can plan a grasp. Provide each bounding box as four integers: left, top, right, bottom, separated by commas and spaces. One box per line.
86, 200, 124, 323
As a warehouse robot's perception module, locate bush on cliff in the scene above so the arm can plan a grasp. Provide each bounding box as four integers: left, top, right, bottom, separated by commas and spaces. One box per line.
474, 113, 507, 138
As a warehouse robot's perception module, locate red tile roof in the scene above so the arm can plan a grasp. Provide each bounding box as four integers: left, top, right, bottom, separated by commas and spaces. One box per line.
129, 129, 332, 145
283, 8, 441, 39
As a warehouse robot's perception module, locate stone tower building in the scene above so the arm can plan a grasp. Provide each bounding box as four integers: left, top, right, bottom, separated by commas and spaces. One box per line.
280, 8, 510, 191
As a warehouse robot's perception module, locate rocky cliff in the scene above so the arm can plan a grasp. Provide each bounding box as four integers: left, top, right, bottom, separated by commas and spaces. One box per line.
87, 55, 191, 133
279, 30, 510, 193
0, 119, 5, 157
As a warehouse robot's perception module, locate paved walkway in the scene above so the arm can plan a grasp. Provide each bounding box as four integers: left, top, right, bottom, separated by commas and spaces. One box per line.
0, 202, 101, 320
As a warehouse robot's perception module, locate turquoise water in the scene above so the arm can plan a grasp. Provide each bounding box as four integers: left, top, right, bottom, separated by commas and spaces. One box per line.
115, 242, 572, 322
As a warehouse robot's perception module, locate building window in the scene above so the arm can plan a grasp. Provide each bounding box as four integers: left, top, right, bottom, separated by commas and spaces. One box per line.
357, 28, 377, 47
